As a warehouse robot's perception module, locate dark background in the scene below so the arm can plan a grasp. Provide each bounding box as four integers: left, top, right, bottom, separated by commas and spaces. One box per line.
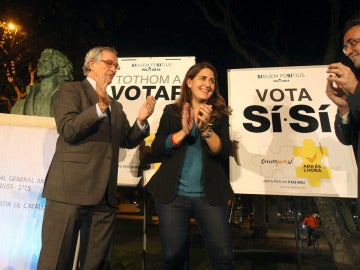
2, 0, 360, 103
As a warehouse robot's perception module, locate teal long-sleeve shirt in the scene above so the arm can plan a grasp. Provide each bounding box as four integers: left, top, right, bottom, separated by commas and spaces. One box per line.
165, 126, 204, 197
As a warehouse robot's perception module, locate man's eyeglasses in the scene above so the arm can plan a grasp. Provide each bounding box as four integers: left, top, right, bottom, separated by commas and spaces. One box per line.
100, 59, 120, 70
342, 38, 360, 54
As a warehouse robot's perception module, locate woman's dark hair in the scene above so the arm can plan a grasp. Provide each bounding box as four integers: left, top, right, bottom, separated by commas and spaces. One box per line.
175, 62, 232, 121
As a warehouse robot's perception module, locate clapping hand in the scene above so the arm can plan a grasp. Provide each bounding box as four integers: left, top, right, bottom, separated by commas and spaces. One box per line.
138, 96, 156, 124
96, 73, 112, 112
196, 103, 213, 131
181, 102, 194, 135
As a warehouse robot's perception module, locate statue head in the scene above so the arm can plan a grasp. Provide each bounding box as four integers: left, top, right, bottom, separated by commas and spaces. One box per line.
10, 48, 73, 116
37, 48, 74, 84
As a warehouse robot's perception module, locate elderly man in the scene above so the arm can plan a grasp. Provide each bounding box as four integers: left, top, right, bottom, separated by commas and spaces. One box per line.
37, 46, 156, 269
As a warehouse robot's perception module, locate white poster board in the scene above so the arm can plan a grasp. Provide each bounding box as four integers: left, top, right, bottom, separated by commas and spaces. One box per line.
107, 57, 195, 186
0, 114, 56, 270
228, 65, 357, 198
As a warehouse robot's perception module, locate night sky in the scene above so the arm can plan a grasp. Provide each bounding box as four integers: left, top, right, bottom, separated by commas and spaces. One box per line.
4, 0, 360, 96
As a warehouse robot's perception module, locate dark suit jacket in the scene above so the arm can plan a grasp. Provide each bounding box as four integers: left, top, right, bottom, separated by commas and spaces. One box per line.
43, 79, 148, 207
146, 104, 234, 205
334, 83, 360, 198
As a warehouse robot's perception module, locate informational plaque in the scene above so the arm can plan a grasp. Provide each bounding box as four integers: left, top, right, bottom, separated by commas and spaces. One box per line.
0, 114, 56, 269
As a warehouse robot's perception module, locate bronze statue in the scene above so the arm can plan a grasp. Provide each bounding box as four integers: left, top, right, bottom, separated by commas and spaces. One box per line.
11, 48, 73, 117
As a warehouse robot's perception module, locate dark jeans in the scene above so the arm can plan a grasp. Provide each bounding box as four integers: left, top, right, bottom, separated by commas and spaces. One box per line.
155, 195, 234, 270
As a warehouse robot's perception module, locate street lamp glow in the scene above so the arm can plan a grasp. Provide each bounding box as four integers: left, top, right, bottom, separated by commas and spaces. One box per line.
8, 23, 17, 31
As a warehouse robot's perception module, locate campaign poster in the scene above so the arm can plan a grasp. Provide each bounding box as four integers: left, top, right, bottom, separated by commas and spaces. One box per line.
107, 57, 195, 186
228, 65, 357, 198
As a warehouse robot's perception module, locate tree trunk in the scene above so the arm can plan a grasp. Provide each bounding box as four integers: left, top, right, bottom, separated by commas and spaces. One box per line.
315, 197, 359, 265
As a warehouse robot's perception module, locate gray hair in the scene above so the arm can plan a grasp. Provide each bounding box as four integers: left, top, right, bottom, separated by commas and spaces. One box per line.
82, 46, 118, 76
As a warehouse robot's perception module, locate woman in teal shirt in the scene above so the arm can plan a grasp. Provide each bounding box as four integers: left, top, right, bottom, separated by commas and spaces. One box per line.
146, 62, 234, 269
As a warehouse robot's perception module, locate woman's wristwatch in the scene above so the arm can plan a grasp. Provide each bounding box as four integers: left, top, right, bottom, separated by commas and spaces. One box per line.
201, 128, 213, 138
